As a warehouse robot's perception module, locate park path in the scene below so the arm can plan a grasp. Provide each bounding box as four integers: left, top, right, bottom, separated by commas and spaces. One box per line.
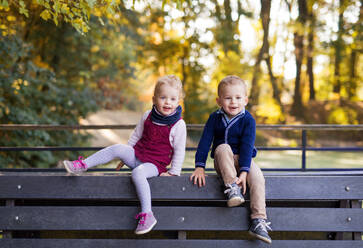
80, 110, 143, 147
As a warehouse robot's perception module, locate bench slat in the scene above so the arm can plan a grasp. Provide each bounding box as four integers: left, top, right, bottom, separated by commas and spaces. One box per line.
0, 239, 362, 248
1, 206, 362, 232
1, 174, 362, 200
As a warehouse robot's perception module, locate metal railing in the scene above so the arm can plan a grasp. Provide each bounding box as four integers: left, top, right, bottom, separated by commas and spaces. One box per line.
1, 124, 363, 172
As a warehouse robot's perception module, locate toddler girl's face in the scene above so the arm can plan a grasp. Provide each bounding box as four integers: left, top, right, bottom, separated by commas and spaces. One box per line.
153, 84, 180, 116
216, 83, 248, 119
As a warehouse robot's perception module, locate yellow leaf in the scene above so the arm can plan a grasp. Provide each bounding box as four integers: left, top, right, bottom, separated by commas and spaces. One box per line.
6, 15, 16, 21
40, 10, 51, 21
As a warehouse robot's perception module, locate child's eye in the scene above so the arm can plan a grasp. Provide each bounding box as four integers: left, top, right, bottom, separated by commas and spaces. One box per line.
225, 97, 231, 100
160, 96, 166, 99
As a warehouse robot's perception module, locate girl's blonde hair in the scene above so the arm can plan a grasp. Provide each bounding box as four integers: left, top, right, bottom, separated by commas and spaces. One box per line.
218, 75, 248, 97
154, 75, 184, 99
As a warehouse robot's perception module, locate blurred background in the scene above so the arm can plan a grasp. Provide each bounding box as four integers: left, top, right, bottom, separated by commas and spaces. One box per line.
0, 0, 362, 169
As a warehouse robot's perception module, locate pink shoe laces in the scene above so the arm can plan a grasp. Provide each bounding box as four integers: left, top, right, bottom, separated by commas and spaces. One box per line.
135, 213, 147, 225
72, 156, 87, 169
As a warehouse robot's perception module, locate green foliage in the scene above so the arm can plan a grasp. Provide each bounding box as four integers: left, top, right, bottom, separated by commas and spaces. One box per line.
0, 34, 98, 168
1, 0, 121, 34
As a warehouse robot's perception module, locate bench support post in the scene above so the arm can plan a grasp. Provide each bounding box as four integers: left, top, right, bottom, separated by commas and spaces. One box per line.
3, 200, 15, 238
351, 200, 362, 240
178, 231, 187, 240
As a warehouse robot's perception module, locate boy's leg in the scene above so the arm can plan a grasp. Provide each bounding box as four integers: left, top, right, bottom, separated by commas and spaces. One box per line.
214, 144, 238, 185
132, 162, 159, 235
214, 144, 244, 207
247, 160, 271, 244
247, 160, 267, 219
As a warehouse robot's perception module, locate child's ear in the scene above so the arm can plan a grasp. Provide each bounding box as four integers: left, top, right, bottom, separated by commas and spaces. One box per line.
244, 97, 249, 106
152, 96, 156, 104
216, 97, 221, 106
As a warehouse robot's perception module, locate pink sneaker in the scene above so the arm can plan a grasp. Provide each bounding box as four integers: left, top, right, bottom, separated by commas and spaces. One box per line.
134, 212, 157, 235
63, 156, 88, 175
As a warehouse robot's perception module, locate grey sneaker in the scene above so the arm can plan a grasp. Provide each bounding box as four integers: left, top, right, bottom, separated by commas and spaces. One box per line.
135, 212, 157, 235
248, 218, 272, 244
63, 156, 88, 175
224, 182, 245, 207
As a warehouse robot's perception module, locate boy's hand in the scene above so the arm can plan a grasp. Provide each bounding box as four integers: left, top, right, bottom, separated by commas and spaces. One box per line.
236, 171, 248, 195
190, 167, 206, 187
116, 161, 125, 171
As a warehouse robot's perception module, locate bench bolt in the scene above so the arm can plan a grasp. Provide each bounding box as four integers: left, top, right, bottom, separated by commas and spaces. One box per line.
15, 216, 19, 221
345, 186, 350, 191
181, 187, 186, 191
347, 217, 352, 222
17, 185, 22, 190
179, 217, 185, 222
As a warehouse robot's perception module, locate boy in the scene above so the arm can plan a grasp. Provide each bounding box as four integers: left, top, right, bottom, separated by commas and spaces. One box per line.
190, 75, 272, 243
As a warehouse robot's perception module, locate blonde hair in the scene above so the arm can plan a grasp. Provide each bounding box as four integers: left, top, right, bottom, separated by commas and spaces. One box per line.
218, 75, 248, 97
154, 75, 184, 99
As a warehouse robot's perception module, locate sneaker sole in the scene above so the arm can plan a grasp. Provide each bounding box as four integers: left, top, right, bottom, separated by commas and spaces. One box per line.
248, 230, 272, 244
227, 196, 245, 207
63, 161, 81, 175
134, 219, 157, 235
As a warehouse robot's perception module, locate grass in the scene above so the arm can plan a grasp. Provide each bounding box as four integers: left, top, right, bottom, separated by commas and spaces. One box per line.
182, 150, 363, 170
99, 150, 363, 172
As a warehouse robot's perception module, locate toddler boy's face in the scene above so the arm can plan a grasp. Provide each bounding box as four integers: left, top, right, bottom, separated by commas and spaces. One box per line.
153, 84, 180, 116
216, 83, 248, 119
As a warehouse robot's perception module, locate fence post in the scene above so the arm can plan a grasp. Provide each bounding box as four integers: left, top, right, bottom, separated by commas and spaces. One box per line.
301, 130, 307, 171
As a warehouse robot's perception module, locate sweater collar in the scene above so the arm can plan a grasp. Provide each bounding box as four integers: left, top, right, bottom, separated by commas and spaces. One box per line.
151, 105, 182, 125
217, 108, 245, 124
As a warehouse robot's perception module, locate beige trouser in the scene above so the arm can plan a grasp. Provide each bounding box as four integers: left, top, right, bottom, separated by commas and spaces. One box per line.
214, 144, 267, 219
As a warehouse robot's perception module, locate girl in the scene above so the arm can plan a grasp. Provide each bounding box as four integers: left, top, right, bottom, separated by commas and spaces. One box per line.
63, 75, 186, 235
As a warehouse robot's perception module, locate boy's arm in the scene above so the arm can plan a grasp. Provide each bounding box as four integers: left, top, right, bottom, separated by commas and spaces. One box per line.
190, 113, 215, 187
168, 120, 187, 176
195, 113, 215, 169
238, 116, 256, 173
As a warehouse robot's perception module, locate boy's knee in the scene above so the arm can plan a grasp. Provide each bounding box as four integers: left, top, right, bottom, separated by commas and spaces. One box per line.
249, 172, 265, 187
215, 144, 233, 157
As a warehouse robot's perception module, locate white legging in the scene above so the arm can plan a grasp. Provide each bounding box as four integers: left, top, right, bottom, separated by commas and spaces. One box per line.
84, 144, 159, 213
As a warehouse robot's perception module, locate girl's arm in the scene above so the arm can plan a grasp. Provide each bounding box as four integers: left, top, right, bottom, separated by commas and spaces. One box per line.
168, 119, 187, 176
127, 110, 150, 147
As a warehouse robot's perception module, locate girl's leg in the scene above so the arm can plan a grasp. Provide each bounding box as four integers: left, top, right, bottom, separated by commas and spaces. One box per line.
131, 162, 159, 213
84, 144, 137, 169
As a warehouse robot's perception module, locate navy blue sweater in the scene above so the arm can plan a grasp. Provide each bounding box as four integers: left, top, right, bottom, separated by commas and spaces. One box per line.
195, 109, 257, 172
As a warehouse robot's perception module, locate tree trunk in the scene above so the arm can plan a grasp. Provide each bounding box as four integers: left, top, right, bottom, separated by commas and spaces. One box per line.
333, 0, 345, 95
250, 0, 282, 108
291, 0, 307, 117
307, 10, 315, 101
347, 1, 361, 99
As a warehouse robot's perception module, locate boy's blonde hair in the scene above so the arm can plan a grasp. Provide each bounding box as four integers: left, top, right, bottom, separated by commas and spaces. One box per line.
218, 75, 248, 97
154, 75, 184, 99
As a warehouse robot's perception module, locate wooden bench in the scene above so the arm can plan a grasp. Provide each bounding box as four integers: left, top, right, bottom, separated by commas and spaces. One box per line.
0, 172, 362, 247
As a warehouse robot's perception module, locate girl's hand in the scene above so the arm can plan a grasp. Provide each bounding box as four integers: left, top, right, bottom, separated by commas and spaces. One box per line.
116, 161, 125, 171
160, 172, 174, 176
190, 167, 206, 187
236, 171, 248, 194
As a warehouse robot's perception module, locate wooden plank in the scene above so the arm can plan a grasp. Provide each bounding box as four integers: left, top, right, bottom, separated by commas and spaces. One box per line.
0, 239, 363, 248
1, 174, 362, 200
0, 207, 362, 232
